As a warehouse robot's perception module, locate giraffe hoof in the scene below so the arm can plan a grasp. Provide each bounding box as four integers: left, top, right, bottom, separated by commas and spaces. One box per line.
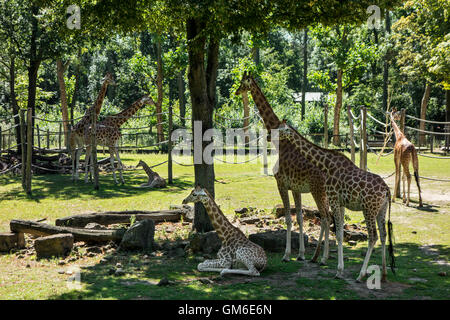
296, 256, 305, 261
282, 257, 290, 263
334, 273, 344, 280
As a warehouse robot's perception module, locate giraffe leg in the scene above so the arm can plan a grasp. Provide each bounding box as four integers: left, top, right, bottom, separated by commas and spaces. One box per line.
198, 258, 232, 273
332, 202, 345, 279
320, 218, 330, 266
84, 147, 91, 184
356, 213, 379, 282
376, 199, 388, 282
109, 148, 118, 184
277, 184, 292, 262
115, 146, 125, 184
310, 220, 324, 263
71, 147, 78, 181
75, 144, 81, 181
310, 185, 330, 264
220, 248, 261, 277
293, 191, 305, 261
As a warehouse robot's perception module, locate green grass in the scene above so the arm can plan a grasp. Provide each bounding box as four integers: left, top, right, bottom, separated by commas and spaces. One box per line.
0, 152, 449, 300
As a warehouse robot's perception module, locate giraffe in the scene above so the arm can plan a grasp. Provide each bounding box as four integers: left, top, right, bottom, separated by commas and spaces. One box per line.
182, 186, 267, 276
390, 110, 423, 207
84, 95, 155, 184
235, 72, 332, 265
136, 160, 167, 188
277, 120, 395, 282
70, 72, 115, 181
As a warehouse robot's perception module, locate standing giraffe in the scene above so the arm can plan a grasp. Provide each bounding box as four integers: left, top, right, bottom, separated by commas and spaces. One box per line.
70, 72, 115, 181
84, 95, 155, 184
390, 110, 423, 207
235, 72, 332, 265
136, 160, 166, 188
277, 120, 395, 282
182, 186, 267, 276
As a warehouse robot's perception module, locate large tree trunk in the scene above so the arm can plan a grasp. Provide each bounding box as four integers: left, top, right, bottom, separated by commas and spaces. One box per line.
445, 90, 450, 151
155, 38, 164, 143
301, 29, 308, 120
186, 18, 218, 232
333, 69, 343, 146
56, 60, 70, 148
419, 82, 432, 145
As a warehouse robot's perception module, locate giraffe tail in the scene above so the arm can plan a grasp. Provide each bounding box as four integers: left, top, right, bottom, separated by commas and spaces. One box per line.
411, 147, 422, 197
387, 189, 396, 274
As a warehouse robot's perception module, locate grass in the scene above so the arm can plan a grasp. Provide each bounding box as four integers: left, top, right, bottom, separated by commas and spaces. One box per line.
0, 151, 449, 300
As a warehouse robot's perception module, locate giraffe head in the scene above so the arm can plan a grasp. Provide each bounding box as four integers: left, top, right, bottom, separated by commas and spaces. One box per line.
102, 72, 116, 86
390, 108, 401, 121
235, 71, 254, 95
277, 119, 294, 141
136, 160, 146, 168
141, 95, 156, 106
182, 185, 208, 204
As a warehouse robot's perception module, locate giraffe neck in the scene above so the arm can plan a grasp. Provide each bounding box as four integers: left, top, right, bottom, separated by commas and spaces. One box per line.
287, 127, 352, 176
100, 99, 147, 128
249, 81, 281, 131
141, 162, 154, 177
201, 196, 242, 241
390, 116, 404, 141
73, 79, 110, 133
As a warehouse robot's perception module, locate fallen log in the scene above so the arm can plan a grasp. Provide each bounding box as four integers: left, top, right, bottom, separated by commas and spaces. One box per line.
10, 219, 126, 243
55, 210, 181, 228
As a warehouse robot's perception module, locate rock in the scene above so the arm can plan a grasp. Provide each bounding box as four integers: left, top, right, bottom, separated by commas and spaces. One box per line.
34, 234, 74, 259
172, 247, 185, 257
248, 230, 308, 252
344, 230, 368, 242
86, 252, 96, 258
240, 216, 261, 225
86, 246, 102, 254
412, 231, 417, 234
157, 277, 170, 286
187, 231, 222, 254
409, 277, 428, 283
100, 258, 108, 264
273, 205, 319, 219
108, 267, 115, 275
115, 268, 125, 276
199, 278, 213, 285
348, 240, 357, 246
235, 208, 249, 214
119, 219, 155, 252
0, 232, 25, 252
58, 260, 66, 266
84, 223, 108, 230
171, 204, 194, 223
438, 271, 447, 277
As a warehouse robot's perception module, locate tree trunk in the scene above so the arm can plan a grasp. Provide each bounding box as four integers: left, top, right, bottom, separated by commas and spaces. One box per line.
177, 70, 186, 127
419, 83, 432, 145
70, 54, 81, 127
155, 38, 164, 143
301, 29, 308, 120
56, 60, 70, 148
382, 10, 391, 112
445, 90, 450, 152
186, 18, 217, 233
333, 69, 343, 146
9, 56, 21, 154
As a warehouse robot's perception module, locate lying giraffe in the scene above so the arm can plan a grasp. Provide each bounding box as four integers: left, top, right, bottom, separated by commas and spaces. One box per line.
277, 120, 395, 282
236, 72, 331, 265
390, 110, 423, 207
182, 186, 267, 276
70, 72, 115, 181
84, 95, 155, 184
136, 160, 166, 188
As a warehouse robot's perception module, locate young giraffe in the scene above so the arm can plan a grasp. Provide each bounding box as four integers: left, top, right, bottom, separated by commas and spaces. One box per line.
70, 72, 115, 181
390, 110, 423, 207
84, 95, 155, 184
136, 160, 166, 188
182, 186, 267, 276
235, 72, 332, 265
277, 120, 395, 282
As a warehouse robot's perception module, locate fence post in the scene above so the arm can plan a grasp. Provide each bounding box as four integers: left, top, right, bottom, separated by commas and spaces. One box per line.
0, 127, 2, 156
359, 106, 367, 171
46, 129, 50, 150
347, 105, 355, 163
323, 103, 328, 148
430, 127, 434, 154
20, 110, 26, 190
26, 108, 33, 195
91, 107, 99, 190
59, 123, 62, 150
168, 103, 173, 184
36, 124, 41, 154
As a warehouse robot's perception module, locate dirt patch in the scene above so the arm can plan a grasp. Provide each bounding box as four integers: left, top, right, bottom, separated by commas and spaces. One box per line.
345, 278, 412, 299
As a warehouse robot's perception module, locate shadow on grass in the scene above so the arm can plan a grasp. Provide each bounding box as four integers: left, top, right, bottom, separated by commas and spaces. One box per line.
0, 173, 194, 202
47, 240, 449, 300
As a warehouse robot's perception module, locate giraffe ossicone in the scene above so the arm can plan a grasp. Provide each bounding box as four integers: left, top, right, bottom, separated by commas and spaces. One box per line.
182, 186, 267, 277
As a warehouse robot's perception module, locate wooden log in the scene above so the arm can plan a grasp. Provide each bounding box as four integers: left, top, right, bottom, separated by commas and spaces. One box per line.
0, 232, 25, 251
55, 210, 181, 228
10, 219, 126, 243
